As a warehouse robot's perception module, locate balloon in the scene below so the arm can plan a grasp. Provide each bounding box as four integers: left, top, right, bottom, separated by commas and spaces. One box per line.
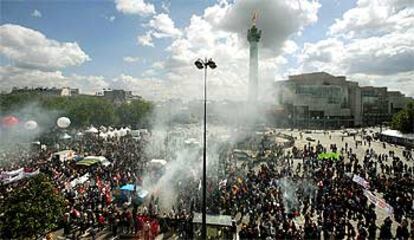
24, 120, 38, 130
57, 117, 71, 129
2, 115, 20, 128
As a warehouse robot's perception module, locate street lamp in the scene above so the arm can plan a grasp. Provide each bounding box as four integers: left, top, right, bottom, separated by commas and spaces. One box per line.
194, 57, 216, 240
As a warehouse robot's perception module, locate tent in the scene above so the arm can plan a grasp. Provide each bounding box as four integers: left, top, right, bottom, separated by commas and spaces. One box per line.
85, 126, 99, 134
76, 158, 100, 167
60, 133, 72, 140
317, 152, 341, 161
149, 159, 167, 166
119, 184, 149, 205
53, 150, 75, 162
76, 156, 110, 167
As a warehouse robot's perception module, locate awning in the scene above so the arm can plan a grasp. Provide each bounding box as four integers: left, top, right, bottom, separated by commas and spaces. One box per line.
317, 152, 341, 160
76, 156, 110, 167
76, 159, 100, 166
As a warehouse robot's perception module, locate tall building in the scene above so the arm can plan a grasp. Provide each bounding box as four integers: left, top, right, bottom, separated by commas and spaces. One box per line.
274, 72, 361, 128
274, 72, 413, 128
247, 13, 261, 103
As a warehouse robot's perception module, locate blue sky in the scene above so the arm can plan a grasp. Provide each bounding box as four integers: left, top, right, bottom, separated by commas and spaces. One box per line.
1, 0, 413, 98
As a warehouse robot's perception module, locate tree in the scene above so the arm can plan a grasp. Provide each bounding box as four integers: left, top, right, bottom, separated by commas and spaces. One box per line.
117, 100, 153, 128
391, 102, 414, 133
1, 92, 154, 128
0, 174, 66, 239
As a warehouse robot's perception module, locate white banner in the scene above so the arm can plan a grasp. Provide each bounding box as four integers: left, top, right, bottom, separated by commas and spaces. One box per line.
0, 168, 24, 180
1, 169, 40, 184
70, 173, 90, 188
352, 174, 370, 189
363, 190, 394, 215
219, 179, 227, 190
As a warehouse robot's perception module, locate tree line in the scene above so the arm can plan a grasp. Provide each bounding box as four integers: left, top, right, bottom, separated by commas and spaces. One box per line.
391, 102, 414, 133
0, 92, 154, 129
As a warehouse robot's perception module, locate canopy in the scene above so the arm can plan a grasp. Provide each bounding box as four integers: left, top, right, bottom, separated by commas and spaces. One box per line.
85, 126, 99, 133
60, 133, 72, 140
76, 158, 100, 167
2, 115, 20, 128
53, 150, 75, 162
120, 184, 135, 191
76, 156, 110, 167
120, 184, 149, 199
149, 159, 167, 166
317, 152, 341, 161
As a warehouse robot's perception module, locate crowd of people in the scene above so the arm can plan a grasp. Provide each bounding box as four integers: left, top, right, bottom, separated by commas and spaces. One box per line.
211, 131, 413, 239
1, 127, 413, 239
0, 130, 166, 239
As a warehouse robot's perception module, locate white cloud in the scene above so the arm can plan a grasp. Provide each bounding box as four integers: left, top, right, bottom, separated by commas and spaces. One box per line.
140, 0, 318, 100
148, 13, 182, 39
31, 9, 42, 18
110, 74, 166, 99
108, 16, 116, 22
204, 0, 320, 53
329, 0, 414, 38
138, 13, 182, 47
0, 66, 108, 94
282, 40, 299, 55
0, 24, 90, 71
115, 0, 155, 16
297, 0, 414, 97
123, 56, 140, 63
137, 31, 154, 47
299, 31, 414, 75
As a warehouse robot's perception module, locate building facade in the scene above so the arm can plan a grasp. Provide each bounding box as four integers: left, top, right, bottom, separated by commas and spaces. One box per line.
10, 87, 79, 97
274, 72, 412, 128
96, 89, 141, 104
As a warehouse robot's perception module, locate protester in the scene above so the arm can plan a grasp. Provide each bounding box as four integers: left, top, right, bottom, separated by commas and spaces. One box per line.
0, 127, 413, 239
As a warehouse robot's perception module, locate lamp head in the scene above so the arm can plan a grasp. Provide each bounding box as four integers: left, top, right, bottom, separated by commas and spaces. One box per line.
195, 59, 204, 69
207, 59, 216, 69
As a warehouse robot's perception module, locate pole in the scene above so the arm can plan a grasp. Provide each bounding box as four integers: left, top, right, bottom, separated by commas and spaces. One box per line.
201, 63, 207, 240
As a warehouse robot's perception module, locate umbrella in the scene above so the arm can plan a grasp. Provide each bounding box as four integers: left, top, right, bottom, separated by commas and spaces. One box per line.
2, 115, 20, 128
120, 184, 149, 198
120, 184, 135, 191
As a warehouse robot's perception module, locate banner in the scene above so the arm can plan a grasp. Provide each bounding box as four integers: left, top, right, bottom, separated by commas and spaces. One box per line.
0, 168, 24, 180
363, 190, 394, 215
218, 179, 227, 190
24, 169, 40, 177
70, 173, 90, 188
1, 169, 40, 184
352, 175, 370, 189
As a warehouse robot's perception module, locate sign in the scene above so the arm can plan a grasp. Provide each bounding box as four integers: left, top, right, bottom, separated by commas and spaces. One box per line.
352, 174, 370, 189
363, 190, 394, 215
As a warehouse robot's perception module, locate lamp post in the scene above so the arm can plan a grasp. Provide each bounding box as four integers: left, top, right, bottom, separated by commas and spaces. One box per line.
194, 57, 216, 240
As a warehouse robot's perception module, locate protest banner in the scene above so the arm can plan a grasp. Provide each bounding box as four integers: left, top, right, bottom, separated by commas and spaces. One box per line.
363, 189, 394, 215
352, 174, 370, 189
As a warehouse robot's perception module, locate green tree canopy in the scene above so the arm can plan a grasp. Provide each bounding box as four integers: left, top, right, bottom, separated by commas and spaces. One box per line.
0, 174, 66, 239
117, 100, 153, 128
391, 102, 414, 133
0, 93, 153, 128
